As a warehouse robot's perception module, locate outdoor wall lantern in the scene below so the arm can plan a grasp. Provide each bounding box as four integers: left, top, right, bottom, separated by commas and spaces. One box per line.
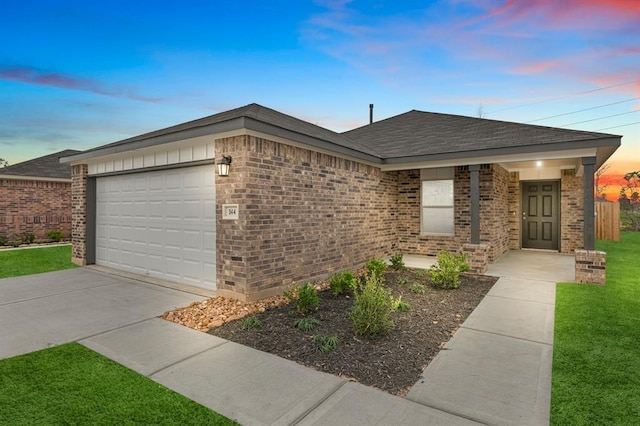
217, 155, 232, 177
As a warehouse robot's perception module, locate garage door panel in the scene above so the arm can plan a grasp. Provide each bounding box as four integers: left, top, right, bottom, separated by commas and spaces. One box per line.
95, 165, 216, 290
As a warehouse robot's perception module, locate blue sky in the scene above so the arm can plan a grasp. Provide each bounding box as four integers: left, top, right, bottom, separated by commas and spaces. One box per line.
1, 0, 638, 182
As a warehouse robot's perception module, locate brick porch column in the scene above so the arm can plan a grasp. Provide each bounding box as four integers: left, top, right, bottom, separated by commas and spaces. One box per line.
71, 164, 88, 266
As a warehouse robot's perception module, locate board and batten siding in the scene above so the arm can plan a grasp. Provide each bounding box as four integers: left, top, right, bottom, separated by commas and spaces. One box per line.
87, 139, 216, 175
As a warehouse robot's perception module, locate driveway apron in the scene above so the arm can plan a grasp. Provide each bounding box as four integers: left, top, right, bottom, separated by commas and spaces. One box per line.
0, 268, 204, 360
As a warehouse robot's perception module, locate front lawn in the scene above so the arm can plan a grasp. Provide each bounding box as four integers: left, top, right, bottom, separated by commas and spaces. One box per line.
0, 343, 237, 425
551, 232, 640, 424
0, 245, 77, 278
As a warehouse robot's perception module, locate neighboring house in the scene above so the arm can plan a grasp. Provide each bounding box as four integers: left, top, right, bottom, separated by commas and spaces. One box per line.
0, 149, 80, 243
62, 104, 620, 300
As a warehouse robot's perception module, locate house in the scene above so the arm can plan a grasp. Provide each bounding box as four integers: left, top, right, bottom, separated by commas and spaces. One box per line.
0, 149, 80, 243
61, 104, 620, 300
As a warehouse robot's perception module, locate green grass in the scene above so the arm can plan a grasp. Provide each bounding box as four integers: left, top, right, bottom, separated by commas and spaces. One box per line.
0, 343, 237, 425
0, 245, 77, 278
551, 232, 640, 425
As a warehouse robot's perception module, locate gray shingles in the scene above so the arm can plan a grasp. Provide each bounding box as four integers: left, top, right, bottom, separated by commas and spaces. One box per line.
63, 104, 620, 164
1, 149, 80, 179
343, 110, 619, 159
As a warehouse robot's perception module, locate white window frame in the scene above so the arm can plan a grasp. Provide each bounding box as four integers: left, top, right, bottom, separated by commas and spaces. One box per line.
420, 168, 455, 236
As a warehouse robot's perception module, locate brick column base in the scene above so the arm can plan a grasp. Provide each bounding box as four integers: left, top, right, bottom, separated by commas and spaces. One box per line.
575, 250, 606, 285
462, 243, 489, 275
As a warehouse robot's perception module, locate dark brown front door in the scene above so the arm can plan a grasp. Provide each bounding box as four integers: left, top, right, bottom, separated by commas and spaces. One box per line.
521, 181, 559, 250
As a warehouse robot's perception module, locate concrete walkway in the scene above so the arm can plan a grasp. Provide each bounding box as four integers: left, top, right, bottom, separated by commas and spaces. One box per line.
0, 251, 574, 425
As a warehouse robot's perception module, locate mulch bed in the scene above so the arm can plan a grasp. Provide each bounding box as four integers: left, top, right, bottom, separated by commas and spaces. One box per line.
208, 269, 497, 396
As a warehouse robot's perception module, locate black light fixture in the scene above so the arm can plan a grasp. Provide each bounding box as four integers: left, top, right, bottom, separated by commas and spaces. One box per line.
217, 155, 232, 177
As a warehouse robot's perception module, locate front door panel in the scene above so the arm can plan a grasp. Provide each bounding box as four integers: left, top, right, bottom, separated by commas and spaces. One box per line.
521, 181, 559, 250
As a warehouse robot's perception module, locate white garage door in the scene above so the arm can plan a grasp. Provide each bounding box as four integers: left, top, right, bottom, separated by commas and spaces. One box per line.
96, 165, 216, 290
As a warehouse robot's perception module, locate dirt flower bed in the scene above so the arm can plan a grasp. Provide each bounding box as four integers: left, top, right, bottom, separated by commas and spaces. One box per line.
164, 269, 497, 396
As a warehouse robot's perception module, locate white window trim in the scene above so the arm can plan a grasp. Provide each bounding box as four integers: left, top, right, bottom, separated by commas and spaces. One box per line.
420, 168, 455, 237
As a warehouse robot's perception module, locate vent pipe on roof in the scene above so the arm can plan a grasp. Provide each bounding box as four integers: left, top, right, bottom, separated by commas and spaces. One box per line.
369, 103, 374, 124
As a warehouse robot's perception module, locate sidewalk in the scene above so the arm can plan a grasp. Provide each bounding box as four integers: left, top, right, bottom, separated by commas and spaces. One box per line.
79, 250, 573, 426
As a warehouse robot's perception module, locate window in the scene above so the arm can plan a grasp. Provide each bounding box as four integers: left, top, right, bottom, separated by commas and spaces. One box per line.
421, 168, 454, 235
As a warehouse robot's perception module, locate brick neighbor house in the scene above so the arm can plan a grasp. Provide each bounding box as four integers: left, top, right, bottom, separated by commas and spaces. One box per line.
61, 104, 620, 300
1, 149, 80, 243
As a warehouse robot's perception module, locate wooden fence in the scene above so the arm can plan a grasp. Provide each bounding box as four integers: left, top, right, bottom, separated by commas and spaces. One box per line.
595, 202, 620, 241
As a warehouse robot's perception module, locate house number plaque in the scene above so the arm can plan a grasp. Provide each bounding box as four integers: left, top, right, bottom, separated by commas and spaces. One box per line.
222, 204, 239, 220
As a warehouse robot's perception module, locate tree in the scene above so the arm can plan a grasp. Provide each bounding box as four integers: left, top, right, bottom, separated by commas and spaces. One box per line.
619, 170, 640, 231
0, 158, 7, 168
476, 103, 486, 118
594, 163, 611, 201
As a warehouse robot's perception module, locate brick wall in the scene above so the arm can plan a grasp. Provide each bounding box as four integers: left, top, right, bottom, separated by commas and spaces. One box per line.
0, 178, 72, 242
508, 172, 521, 249
215, 135, 398, 301
481, 164, 510, 260
397, 164, 508, 261
561, 169, 584, 253
71, 165, 88, 265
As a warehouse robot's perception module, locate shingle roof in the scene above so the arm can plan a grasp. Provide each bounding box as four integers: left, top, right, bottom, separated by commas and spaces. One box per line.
63, 103, 620, 166
343, 110, 620, 160
1, 149, 81, 179
74, 103, 379, 158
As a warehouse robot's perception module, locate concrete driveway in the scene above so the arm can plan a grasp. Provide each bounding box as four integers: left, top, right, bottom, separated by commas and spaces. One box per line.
0, 268, 204, 360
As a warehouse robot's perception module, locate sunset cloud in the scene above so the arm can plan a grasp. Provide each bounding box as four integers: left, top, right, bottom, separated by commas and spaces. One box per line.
0, 65, 162, 103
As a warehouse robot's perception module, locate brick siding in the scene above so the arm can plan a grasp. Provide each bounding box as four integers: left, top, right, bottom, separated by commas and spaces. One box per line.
397, 164, 509, 261
561, 169, 584, 253
71, 165, 88, 265
508, 172, 521, 249
215, 135, 398, 301
0, 179, 72, 242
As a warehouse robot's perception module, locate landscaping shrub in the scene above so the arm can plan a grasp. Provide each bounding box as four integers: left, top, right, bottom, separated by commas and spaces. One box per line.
429, 250, 470, 289
47, 230, 64, 242
0, 235, 7, 246
313, 335, 339, 353
329, 270, 356, 296
411, 283, 426, 294
390, 253, 405, 270
390, 295, 410, 312
240, 316, 262, 330
18, 233, 35, 245
350, 273, 394, 335
284, 283, 319, 315
365, 258, 387, 279
294, 317, 320, 332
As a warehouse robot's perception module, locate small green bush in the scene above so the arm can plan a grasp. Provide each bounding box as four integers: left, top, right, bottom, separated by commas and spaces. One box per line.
240, 316, 262, 330
313, 335, 339, 353
294, 317, 320, 332
329, 270, 356, 296
47, 230, 64, 242
350, 273, 394, 335
284, 283, 319, 315
411, 283, 426, 294
0, 235, 8, 246
365, 258, 387, 279
414, 269, 428, 278
390, 295, 410, 312
396, 276, 409, 286
19, 233, 36, 245
389, 253, 405, 270
429, 250, 470, 289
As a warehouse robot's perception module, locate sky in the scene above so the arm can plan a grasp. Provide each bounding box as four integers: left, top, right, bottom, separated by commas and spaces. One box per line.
1, 0, 638, 199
